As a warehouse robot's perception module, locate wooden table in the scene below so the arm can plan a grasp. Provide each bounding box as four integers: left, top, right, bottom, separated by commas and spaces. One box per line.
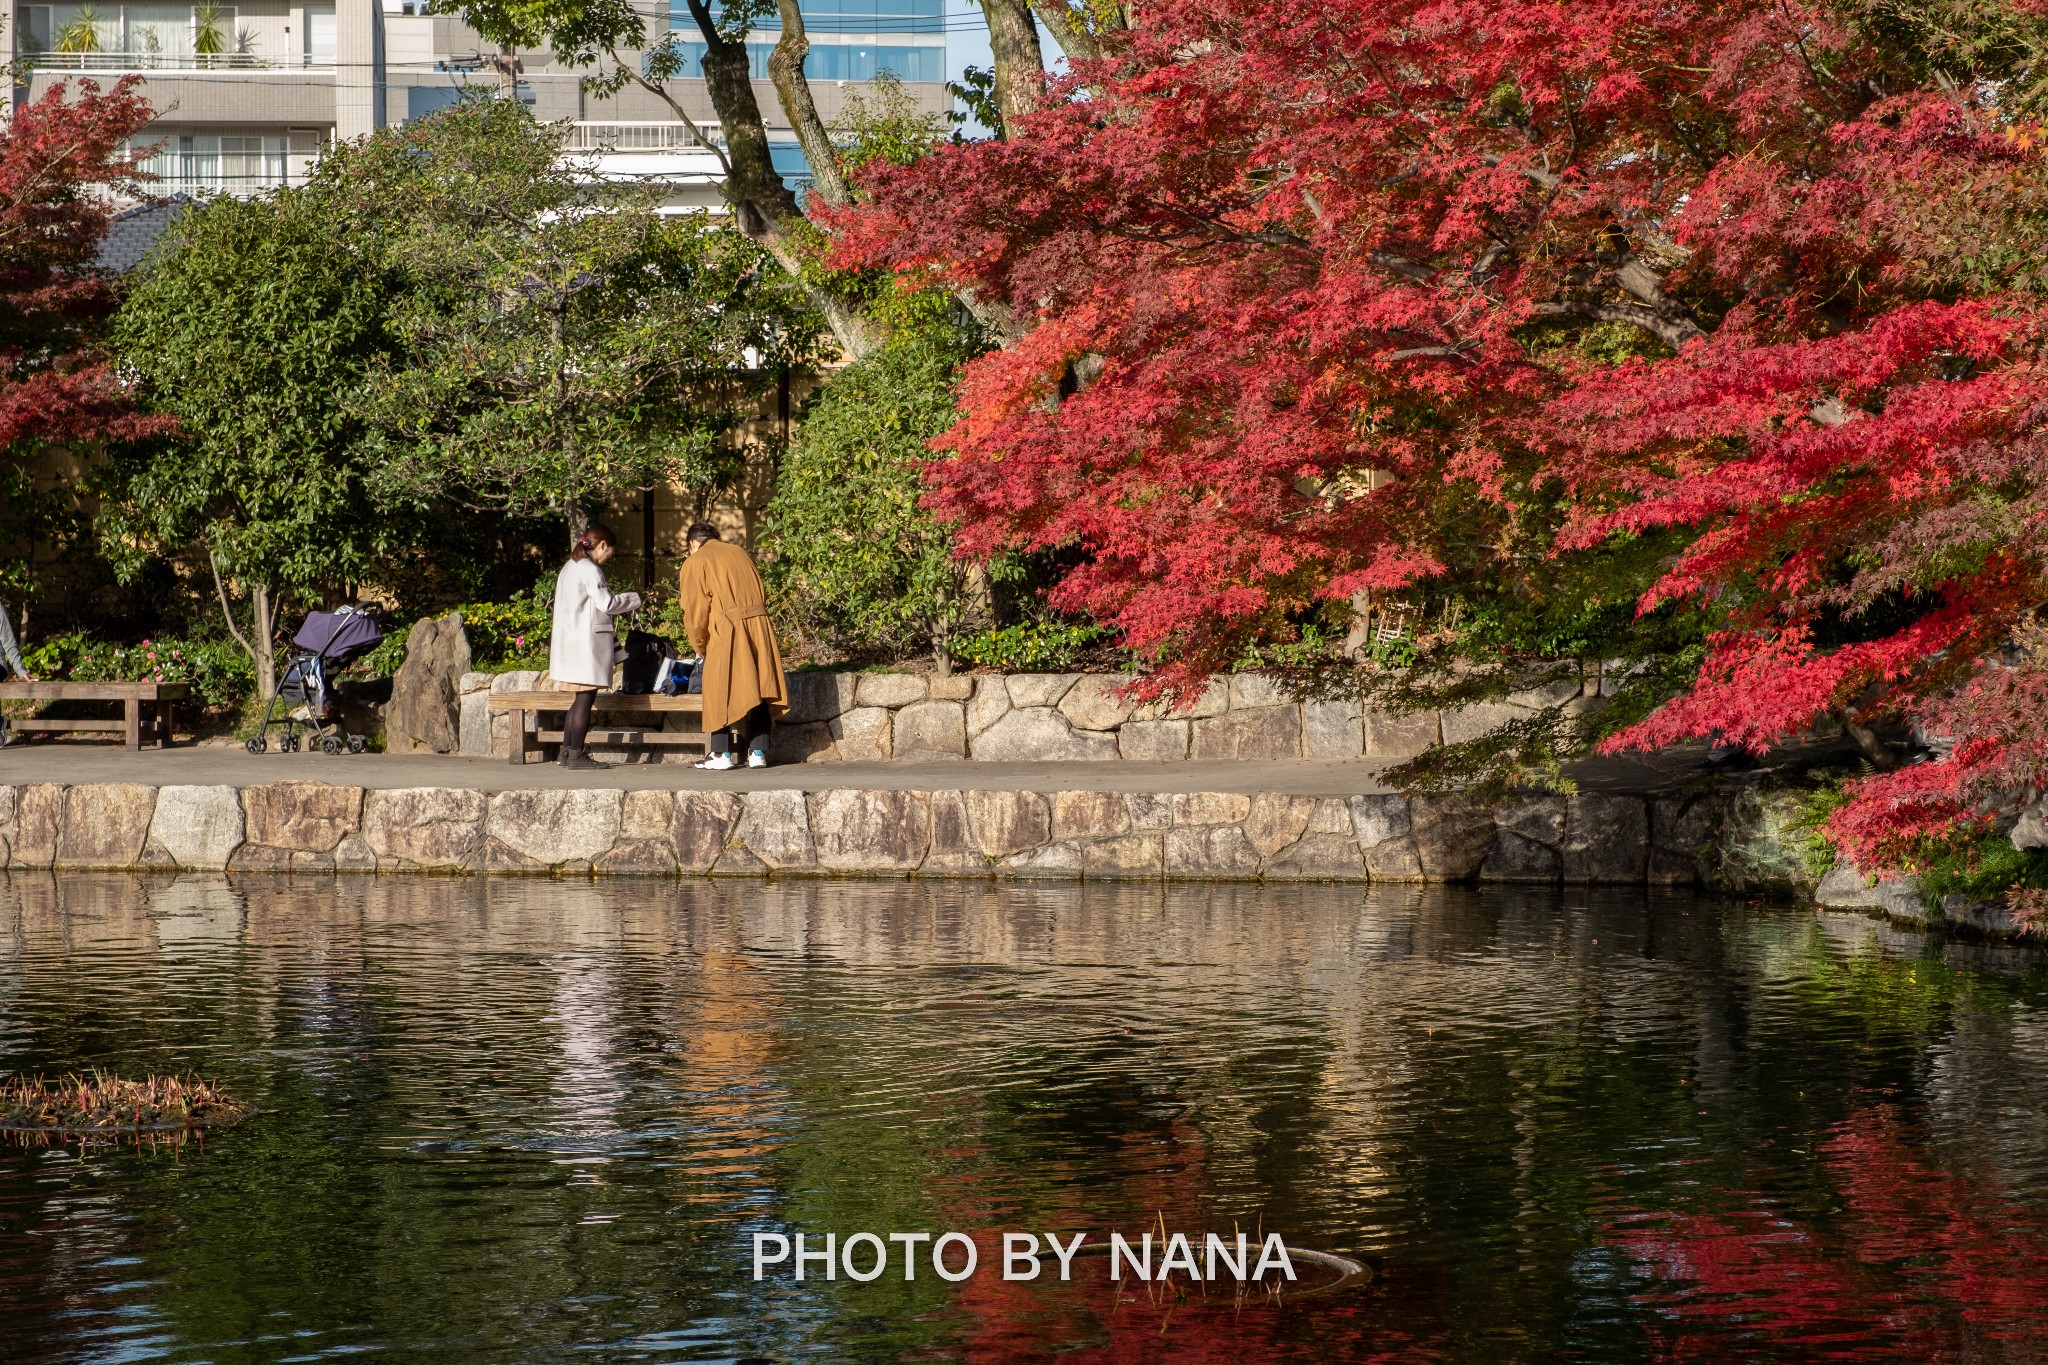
488, 690, 706, 765
0, 680, 190, 750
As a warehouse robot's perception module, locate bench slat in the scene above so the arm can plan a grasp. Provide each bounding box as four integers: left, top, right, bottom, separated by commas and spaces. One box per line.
488, 691, 703, 712
0, 681, 191, 701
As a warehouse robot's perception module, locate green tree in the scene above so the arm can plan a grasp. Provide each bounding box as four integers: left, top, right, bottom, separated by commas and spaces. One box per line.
761, 334, 972, 670
104, 190, 398, 695
329, 97, 823, 541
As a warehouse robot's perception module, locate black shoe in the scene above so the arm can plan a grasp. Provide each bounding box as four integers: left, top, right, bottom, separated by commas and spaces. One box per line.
558, 745, 614, 771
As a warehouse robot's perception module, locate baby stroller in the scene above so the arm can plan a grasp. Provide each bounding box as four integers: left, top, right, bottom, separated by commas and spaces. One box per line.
247, 606, 384, 755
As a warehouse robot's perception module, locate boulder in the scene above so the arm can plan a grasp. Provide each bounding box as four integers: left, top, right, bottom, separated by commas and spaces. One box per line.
1481, 831, 1562, 882
361, 787, 485, 869
922, 790, 988, 874
768, 721, 836, 765
892, 700, 968, 760
1244, 794, 1317, 858
929, 674, 975, 701
1118, 720, 1190, 762
1713, 788, 1819, 894
966, 677, 1013, 738
830, 707, 893, 762
970, 708, 1118, 761
332, 833, 377, 872
1000, 841, 1086, 877
1124, 792, 1174, 830
385, 612, 471, 754
243, 782, 363, 852
10, 783, 63, 868
1439, 701, 1520, 746
1815, 865, 1882, 908
1229, 673, 1294, 708
148, 785, 244, 870
1058, 676, 1138, 731
732, 789, 814, 869
1410, 795, 1497, 881
1264, 835, 1366, 880
2013, 798, 2048, 851
1648, 793, 1725, 886
1560, 794, 1648, 883
487, 789, 624, 867
595, 839, 680, 876
56, 783, 157, 868
1133, 678, 1228, 721
1173, 791, 1252, 826
673, 791, 742, 872
1302, 701, 1364, 759
1165, 825, 1262, 878
1006, 674, 1081, 709
0, 785, 13, 843
1084, 834, 1164, 878
783, 671, 857, 725
855, 672, 929, 709
966, 789, 1052, 859
1365, 710, 1441, 758
458, 672, 495, 757
809, 789, 930, 872
1189, 707, 1302, 760
1050, 790, 1130, 842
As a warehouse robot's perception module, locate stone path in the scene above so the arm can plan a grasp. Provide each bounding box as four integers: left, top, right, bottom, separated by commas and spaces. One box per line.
0, 739, 1737, 797
0, 746, 1407, 797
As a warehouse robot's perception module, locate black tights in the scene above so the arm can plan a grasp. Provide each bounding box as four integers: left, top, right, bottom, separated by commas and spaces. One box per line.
708, 703, 772, 757
563, 691, 596, 751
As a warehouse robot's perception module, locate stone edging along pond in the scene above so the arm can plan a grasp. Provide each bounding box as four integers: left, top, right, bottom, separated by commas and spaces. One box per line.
0, 776, 1994, 911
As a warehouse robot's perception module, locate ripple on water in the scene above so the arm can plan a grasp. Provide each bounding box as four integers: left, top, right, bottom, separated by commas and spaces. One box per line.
1, 875, 2046, 1363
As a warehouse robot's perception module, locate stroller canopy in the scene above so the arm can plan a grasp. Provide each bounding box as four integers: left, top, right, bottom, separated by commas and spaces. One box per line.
292, 607, 384, 663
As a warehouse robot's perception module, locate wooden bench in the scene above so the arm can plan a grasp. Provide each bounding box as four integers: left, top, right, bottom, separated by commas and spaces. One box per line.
0, 680, 190, 750
488, 690, 706, 765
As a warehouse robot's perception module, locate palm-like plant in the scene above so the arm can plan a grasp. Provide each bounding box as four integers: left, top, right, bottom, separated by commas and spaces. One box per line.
53, 5, 104, 53
192, 3, 228, 56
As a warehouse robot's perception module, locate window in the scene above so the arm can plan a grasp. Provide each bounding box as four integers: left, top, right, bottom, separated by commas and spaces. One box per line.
303, 2, 334, 62
16, 6, 53, 53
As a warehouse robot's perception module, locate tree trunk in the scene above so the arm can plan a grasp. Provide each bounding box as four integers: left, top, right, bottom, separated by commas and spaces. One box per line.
683, 0, 885, 359
1028, 0, 1114, 62
251, 582, 277, 700
769, 0, 852, 209
979, 0, 1046, 135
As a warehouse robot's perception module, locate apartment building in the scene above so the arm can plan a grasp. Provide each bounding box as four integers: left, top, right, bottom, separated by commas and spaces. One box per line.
4, 0, 954, 204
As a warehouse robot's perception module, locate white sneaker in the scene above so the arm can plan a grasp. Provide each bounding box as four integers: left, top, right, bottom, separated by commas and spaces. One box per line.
694, 753, 738, 771
747, 750, 770, 769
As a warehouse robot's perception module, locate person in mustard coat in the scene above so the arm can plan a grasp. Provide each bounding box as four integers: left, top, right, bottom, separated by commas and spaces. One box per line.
679, 522, 787, 769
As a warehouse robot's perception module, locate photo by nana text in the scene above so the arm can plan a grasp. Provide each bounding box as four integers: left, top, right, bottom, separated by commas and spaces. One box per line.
751, 1230, 1300, 1283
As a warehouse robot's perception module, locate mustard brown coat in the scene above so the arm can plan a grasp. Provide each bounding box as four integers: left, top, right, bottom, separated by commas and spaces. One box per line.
679, 538, 788, 732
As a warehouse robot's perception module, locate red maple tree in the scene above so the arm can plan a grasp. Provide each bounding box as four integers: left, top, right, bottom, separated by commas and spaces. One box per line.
832, 0, 2048, 865
0, 77, 163, 458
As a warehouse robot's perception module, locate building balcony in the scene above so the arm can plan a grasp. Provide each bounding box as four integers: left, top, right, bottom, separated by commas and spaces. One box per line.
25, 49, 332, 71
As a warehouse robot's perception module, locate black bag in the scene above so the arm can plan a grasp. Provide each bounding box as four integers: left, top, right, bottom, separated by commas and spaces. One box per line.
619, 630, 677, 694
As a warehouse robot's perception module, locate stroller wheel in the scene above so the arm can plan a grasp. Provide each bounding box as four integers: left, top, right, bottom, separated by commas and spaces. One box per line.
245, 736, 267, 755
281, 732, 299, 753
346, 735, 366, 755
321, 735, 344, 756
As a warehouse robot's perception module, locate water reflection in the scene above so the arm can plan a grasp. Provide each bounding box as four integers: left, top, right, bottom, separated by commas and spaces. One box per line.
0, 873, 2044, 1362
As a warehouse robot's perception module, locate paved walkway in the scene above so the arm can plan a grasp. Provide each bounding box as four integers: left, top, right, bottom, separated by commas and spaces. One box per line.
0, 746, 1412, 797
0, 740, 1724, 797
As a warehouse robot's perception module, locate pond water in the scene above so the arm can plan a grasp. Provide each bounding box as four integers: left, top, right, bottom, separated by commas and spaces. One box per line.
2, 874, 2048, 1363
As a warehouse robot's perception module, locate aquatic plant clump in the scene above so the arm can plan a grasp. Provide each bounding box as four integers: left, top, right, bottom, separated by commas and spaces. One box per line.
0, 1070, 251, 1140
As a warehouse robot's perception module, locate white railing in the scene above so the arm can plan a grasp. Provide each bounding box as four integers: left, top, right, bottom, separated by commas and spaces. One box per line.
565, 121, 717, 153
27, 50, 333, 71
139, 153, 298, 197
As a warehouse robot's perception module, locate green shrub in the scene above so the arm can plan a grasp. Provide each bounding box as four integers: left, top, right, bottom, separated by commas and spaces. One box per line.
951, 620, 1111, 672
365, 574, 555, 677
760, 335, 968, 665
24, 632, 254, 711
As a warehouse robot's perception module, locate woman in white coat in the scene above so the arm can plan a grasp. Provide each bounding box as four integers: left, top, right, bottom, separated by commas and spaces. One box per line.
549, 523, 641, 769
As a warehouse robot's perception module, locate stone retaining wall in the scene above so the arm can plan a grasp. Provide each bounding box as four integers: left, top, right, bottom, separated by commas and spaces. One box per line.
2, 778, 1743, 885
453, 669, 1590, 764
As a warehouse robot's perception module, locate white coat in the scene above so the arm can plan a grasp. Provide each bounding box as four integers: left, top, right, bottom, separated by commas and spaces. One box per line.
548, 558, 642, 688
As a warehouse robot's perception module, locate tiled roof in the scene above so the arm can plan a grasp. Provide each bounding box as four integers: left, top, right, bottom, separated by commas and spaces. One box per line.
93, 197, 197, 274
